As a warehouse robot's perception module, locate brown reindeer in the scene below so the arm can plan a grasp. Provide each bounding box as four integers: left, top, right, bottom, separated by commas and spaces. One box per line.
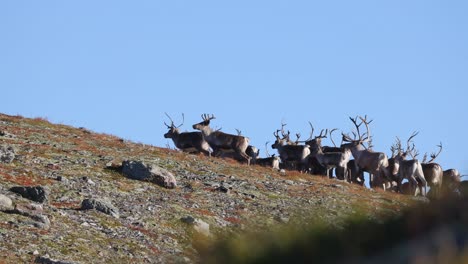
309, 143, 352, 179
192, 114, 251, 165
163, 113, 211, 155
216, 129, 260, 163
272, 129, 311, 172
341, 116, 391, 189
420, 143, 444, 197
442, 169, 461, 194
254, 142, 281, 170
347, 159, 364, 185
391, 132, 427, 196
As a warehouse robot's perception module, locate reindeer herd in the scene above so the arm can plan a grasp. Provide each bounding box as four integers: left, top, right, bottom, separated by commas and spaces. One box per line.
164, 113, 463, 198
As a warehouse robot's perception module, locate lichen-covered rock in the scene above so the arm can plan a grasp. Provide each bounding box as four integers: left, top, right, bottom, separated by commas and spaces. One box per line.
13, 203, 50, 229
0, 144, 16, 163
81, 198, 120, 218
122, 160, 177, 189
0, 194, 13, 211
10, 186, 48, 203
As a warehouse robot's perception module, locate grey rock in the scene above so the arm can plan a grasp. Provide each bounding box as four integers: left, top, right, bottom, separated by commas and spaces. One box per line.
0, 145, 16, 163
180, 216, 196, 224
81, 198, 120, 218
0, 194, 13, 211
122, 160, 177, 189
35, 256, 75, 264
10, 186, 48, 203
13, 203, 50, 229
215, 186, 230, 194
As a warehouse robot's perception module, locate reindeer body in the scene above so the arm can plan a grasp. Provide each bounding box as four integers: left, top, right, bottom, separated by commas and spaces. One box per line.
442, 169, 461, 192
310, 146, 351, 179
164, 129, 211, 155
216, 145, 258, 163
271, 130, 311, 171
341, 142, 390, 189
392, 154, 427, 196
193, 115, 251, 165
255, 156, 281, 170
163, 113, 211, 155
421, 163, 443, 197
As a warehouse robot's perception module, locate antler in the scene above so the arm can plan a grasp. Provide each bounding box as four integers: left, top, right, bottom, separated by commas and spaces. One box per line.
164, 112, 175, 128
341, 133, 355, 143
359, 115, 372, 144
427, 142, 442, 163
405, 131, 419, 159
349, 116, 364, 141
178, 113, 185, 128
265, 141, 271, 157
295, 133, 301, 144
279, 122, 289, 139
408, 143, 419, 159
316, 129, 328, 139
307, 121, 315, 140
329, 128, 338, 147
201, 114, 216, 122
235, 129, 242, 136
390, 136, 403, 158
273, 130, 281, 139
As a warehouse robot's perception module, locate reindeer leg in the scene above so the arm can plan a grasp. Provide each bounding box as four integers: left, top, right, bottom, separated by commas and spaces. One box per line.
409, 176, 419, 196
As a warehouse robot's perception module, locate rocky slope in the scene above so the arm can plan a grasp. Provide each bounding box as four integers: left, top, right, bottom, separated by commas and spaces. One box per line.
0, 113, 421, 263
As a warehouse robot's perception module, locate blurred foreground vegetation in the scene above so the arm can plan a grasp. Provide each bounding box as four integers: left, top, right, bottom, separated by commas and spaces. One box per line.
201, 194, 468, 264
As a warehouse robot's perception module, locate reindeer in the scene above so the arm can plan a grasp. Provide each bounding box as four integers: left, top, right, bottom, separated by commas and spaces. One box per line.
192, 114, 251, 165
216, 129, 260, 163
254, 142, 281, 170
163, 113, 211, 155
300, 124, 350, 178
442, 169, 461, 194
272, 129, 311, 172
341, 116, 391, 190
347, 159, 364, 185
309, 143, 352, 179
420, 143, 444, 198
391, 132, 427, 196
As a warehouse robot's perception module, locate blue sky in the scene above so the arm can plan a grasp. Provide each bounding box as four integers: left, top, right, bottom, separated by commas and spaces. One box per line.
1, 1, 467, 176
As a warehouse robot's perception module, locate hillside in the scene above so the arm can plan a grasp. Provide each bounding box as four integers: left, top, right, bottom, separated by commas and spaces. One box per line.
0, 113, 423, 263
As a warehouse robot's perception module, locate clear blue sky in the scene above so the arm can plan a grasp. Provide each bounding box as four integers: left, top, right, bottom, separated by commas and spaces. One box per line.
1, 1, 467, 176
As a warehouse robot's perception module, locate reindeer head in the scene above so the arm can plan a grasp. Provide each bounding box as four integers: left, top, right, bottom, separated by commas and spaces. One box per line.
192, 114, 215, 131
163, 113, 184, 139
341, 116, 372, 150
271, 130, 286, 149
304, 121, 327, 148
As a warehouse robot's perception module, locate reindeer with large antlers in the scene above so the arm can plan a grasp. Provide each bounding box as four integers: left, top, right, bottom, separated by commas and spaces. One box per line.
192, 114, 251, 165
163, 113, 211, 155
420, 143, 444, 197
341, 116, 391, 190
391, 132, 428, 196
272, 128, 311, 172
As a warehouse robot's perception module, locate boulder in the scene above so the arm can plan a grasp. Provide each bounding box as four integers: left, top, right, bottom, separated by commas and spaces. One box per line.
10, 186, 48, 203
0, 145, 16, 163
122, 160, 177, 189
81, 198, 120, 218
0, 194, 13, 211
